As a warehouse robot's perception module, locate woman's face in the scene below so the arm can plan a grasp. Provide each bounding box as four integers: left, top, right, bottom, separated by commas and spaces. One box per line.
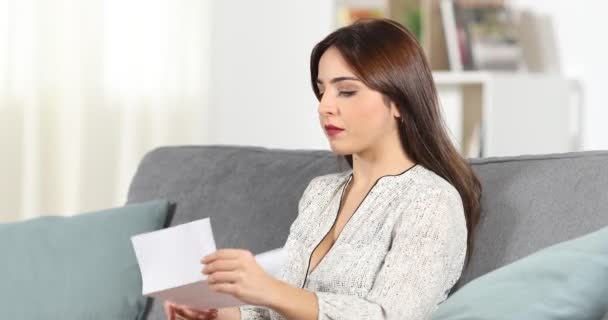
316, 46, 401, 156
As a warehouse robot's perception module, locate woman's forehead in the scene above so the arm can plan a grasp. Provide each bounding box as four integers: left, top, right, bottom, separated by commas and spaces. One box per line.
318, 48, 357, 82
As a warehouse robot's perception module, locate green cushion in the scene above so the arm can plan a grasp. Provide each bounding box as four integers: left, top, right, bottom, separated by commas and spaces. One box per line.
0, 200, 173, 319
432, 225, 608, 320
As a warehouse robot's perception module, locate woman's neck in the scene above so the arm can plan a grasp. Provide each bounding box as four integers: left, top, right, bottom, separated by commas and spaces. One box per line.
350, 146, 415, 188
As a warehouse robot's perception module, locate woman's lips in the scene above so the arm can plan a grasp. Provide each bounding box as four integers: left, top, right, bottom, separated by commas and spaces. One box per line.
325, 128, 344, 137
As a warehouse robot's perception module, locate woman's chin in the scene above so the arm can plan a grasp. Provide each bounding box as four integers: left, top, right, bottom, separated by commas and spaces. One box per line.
327, 142, 352, 156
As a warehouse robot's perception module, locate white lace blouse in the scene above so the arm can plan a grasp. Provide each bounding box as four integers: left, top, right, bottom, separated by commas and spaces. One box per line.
239, 163, 467, 320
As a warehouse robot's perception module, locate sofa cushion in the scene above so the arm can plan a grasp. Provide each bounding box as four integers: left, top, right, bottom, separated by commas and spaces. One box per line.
0, 200, 173, 319
432, 223, 608, 320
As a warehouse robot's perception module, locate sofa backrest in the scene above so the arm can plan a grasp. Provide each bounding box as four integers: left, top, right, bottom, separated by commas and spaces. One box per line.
458, 150, 608, 289
127, 145, 608, 318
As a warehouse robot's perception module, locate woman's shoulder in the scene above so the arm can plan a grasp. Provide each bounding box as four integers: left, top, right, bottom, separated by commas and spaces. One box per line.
403, 165, 466, 238
404, 164, 462, 206
391, 165, 466, 236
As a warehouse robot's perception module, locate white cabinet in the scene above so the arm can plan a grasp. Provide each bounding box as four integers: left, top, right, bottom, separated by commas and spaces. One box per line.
434, 71, 581, 158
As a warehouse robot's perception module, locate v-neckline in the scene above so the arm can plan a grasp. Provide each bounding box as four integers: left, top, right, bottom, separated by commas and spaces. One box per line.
305, 164, 419, 279
306, 173, 354, 276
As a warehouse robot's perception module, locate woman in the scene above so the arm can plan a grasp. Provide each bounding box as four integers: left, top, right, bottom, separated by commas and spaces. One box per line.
165, 18, 481, 320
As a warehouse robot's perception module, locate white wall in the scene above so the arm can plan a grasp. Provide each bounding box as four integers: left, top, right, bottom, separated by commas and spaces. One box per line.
207, 0, 335, 150
511, 0, 608, 150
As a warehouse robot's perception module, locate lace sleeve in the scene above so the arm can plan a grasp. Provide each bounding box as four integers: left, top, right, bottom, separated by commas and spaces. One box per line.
238, 305, 271, 320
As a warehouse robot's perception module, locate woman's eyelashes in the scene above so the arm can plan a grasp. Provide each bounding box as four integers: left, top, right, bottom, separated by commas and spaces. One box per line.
317, 88, 357, 98
338, 90, 356, 97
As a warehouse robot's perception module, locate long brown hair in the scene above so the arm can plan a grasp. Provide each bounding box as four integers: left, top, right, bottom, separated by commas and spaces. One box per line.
310, 18, 481, 265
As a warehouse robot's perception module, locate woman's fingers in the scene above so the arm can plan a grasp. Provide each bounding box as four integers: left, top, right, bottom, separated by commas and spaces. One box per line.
164, 301, 178, 320
203, 259, 240, 275
174, 305, 217, 320
202, 249, 247, 264
208, 271, 241, 284
173, 307, 194, 319
163, 300, 218, 320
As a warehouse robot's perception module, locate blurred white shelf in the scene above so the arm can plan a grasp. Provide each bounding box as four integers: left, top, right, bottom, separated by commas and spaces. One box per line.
431, 71, 581, 158
432, 71, 566, 85
433, 71, 497, 85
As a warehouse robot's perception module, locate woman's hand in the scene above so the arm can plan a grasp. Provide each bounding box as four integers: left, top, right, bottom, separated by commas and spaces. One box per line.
201, 248, 281, 307
164, 300, 218, 320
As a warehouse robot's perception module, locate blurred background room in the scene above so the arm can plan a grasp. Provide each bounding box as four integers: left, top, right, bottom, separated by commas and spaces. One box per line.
1, 0, 606, 222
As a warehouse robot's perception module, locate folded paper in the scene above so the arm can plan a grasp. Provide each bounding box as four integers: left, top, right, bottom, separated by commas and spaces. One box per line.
131, 218, 286, 309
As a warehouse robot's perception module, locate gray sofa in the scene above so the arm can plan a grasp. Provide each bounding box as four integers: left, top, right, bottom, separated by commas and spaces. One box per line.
127, 145, 608, 320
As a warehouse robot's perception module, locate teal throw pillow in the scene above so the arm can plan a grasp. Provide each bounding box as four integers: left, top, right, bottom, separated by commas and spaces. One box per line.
432, 225, 608, 320
0, 200, 173, 319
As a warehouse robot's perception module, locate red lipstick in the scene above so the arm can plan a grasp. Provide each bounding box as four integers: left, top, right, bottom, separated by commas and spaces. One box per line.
324, 124, 344, 137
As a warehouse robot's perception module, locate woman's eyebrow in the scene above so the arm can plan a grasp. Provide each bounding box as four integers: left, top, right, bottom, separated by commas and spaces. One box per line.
316, 76, 361, 85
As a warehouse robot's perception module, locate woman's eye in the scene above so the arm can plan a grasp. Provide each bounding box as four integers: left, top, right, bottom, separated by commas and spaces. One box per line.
338, 91, 356, 97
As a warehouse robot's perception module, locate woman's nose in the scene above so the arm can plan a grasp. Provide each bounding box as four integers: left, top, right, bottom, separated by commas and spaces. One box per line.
318, 93, 337, 115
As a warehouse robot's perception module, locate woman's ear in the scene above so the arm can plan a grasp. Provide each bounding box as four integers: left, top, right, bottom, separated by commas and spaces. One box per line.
382, 94, 401, 119
390, 101, 401, 119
